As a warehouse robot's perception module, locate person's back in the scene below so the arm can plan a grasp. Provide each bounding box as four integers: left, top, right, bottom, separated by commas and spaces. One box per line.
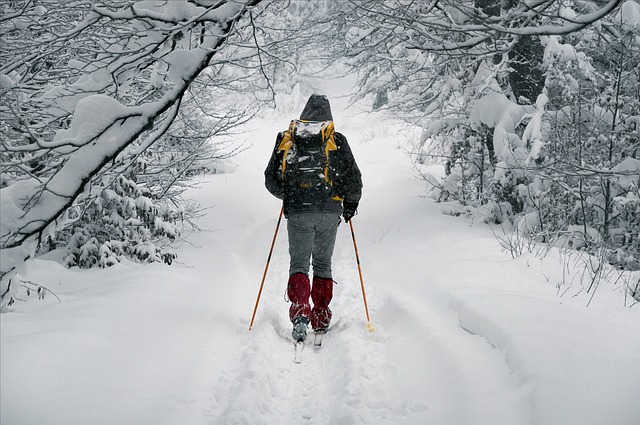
264, 94, 362, 341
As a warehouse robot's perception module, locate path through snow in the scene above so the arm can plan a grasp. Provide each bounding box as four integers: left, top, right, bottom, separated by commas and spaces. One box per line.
174, 94, 532, 424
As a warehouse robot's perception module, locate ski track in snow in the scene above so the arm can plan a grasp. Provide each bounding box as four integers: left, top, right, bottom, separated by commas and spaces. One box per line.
202, 225, 414, 425
200, 233, 530, 425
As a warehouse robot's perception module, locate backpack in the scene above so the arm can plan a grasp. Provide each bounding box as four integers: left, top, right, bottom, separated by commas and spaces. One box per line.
278, 119, 343, 203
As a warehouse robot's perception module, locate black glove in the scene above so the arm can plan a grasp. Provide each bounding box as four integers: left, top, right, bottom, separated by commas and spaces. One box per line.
342, 201, 359, 222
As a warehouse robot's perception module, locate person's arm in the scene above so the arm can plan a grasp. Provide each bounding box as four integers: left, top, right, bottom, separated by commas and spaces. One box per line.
335, 133, 362, 203
334, 133, 362, 221
264, 133, 285, 200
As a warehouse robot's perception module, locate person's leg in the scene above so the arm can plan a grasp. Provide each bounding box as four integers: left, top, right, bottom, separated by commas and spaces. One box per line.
287, 213, 314, 277
287, 273, 310, 323
310, 213, 340, 331
311, 213, 340, 279
286, 213, 315, 323
311, 276, 333, 331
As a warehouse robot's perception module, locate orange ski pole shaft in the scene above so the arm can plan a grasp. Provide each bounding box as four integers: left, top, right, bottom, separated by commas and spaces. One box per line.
349, 219, 373, 331
249, 206, 284, 330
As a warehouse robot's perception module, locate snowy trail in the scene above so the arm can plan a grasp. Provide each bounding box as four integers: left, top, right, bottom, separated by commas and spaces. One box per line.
176, 95, 532, 424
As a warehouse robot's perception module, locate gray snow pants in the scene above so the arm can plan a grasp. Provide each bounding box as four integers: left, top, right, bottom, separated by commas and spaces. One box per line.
287, 212, 341, 278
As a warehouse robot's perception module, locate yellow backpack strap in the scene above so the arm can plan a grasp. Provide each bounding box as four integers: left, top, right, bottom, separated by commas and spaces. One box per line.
322, 121, 336, 151
278, 120, 297, 177
322, 121, 344, 201
322, 121, 337, 183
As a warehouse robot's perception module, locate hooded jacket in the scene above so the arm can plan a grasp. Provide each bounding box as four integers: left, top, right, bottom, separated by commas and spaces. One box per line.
264, 94, 362, 216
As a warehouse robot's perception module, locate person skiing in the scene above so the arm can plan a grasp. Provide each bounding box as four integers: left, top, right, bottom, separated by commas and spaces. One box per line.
264, 94, 363, 342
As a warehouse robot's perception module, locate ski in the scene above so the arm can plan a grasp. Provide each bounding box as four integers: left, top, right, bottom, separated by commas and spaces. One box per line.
313, 332, 323, 348
293, 341, 304, 363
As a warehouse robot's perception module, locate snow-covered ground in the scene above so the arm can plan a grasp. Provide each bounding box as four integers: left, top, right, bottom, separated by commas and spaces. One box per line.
2, 81, 639, 425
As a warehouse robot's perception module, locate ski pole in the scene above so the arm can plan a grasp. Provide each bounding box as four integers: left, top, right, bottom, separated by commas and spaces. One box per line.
249, 206, 284, 331
349, 219, 374, 332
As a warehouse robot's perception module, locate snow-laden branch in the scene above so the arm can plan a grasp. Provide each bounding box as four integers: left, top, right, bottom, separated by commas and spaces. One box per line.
1, 0, 262, 300
346, 0, 624, 56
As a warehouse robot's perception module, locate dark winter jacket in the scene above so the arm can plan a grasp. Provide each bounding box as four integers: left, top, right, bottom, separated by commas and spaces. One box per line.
264, 95, 362, 217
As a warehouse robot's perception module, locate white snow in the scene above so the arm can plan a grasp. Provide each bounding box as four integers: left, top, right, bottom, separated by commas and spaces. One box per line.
51, 94, 129, 148
296, 120, 326, 137
470, 93, 534, 162
132, 1, 206, 21
522, 91, 549, 163
2, 79, 639, 425
618, 0, 640, 26
0, 73, 15, 88
611, 157, 640, 189
542, 36, 595, 79
165, 49, 205, 85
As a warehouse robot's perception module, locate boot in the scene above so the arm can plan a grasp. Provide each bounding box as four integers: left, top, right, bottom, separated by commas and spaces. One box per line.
287, 273, 311, 324
311, 276, 333, 332
292, 316, 309, 342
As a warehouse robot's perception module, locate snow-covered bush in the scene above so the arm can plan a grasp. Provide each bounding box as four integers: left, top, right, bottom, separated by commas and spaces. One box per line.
420, 3, 639, 270
54, 175, 180, 269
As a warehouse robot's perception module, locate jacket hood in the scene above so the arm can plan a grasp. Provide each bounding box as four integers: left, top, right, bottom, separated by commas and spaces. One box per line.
300, 94, 333, 122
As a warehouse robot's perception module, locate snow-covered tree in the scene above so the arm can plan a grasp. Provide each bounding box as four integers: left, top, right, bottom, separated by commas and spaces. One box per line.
0, 0, 265, 307
340, 0, 639, 270
531, 4, 640, 267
